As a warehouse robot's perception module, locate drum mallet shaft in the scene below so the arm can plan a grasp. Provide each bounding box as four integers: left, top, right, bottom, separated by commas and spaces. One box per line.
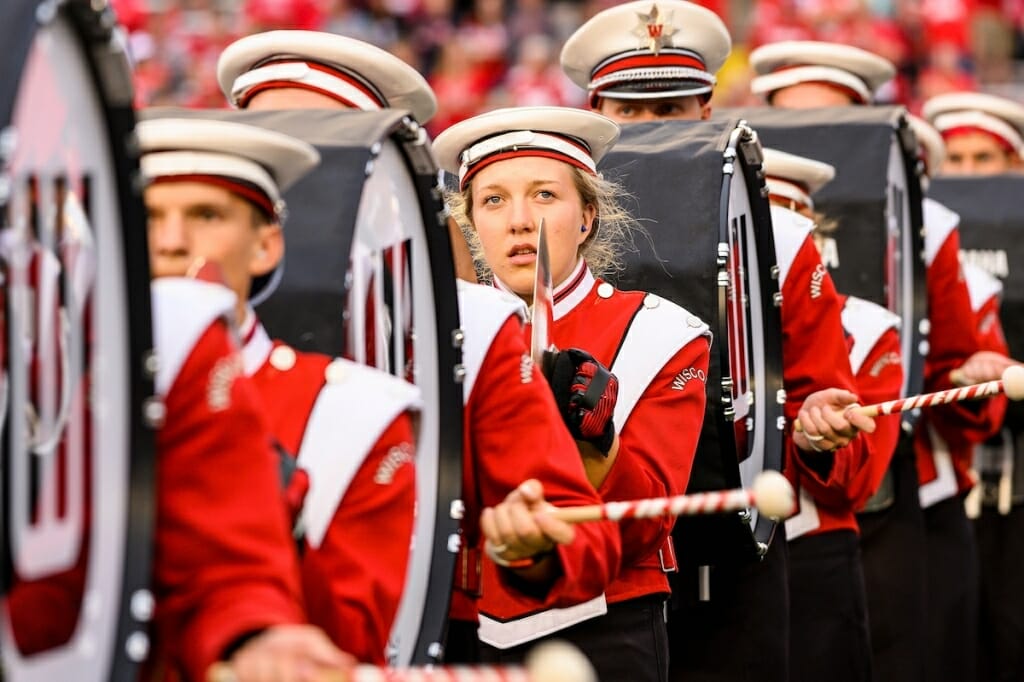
795, 365, 1024, 433
545, 471, 795, 524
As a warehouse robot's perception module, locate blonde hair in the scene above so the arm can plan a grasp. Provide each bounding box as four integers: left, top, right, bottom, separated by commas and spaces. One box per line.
447, 166, 640, 283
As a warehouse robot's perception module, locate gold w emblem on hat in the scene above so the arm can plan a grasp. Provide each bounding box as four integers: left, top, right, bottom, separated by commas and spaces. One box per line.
633, 4, 678, 55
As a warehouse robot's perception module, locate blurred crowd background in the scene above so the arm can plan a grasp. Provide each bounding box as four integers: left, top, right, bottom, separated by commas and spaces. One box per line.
111, 0, 1024, 135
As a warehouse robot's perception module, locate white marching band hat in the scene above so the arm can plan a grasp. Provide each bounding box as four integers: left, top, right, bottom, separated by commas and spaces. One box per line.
750, 41, 895, 104
432, 106, 620, 190
560, 0, 732, 107
922, 92, 1024, 159
138, 117, 319, 217
138, 117, 320, 304
906, 114, 946, 177
217, 30, 438, 123
761, 148, 835, 211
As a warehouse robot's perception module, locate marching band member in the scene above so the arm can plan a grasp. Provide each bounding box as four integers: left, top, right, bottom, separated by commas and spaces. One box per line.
434, 105, 711, 682
922, 95, 1024, 681
138, 116, 421, 665
751, 43, 1003, 681
147, 272, 353, 682
216, 33, 623, 664
923, 92, 1024, 176
562, 7, 878, 680
763, 148, 903, 682
217, 29, 477, 283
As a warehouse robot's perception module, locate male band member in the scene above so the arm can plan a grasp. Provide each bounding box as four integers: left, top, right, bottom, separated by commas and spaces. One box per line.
922, 94, 1024, 681
763, 148, 903, 681
0, 201, 350, 681
561, 5, 878, 681
217, 31, 622, 662
923, 92, 1024, 175
217, 29, 477, 282
751, 41, 1002, 682
138, 116, 421, 665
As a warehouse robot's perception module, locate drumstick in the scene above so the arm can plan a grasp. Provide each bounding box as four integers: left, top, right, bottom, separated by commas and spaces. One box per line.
545, 470, 795, 523
795, 365, 1024, 433
207, 640, 595, 682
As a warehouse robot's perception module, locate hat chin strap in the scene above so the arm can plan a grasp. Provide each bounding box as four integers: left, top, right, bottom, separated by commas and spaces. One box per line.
766, 178, 813, 212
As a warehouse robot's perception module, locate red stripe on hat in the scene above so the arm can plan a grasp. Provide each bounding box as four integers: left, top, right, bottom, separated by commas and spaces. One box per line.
768, 65, 868, 104
592, 53, 707, 81
238, 59, 386, 109
151, 174, 277, 218
461, 150, 594, 190
940, 125, 1017, 155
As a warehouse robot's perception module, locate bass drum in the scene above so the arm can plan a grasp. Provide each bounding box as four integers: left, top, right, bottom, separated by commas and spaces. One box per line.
600, 118, 786, 566
728, 105, 928, 416
0, 1, 157, 681
143, 107, 464, 666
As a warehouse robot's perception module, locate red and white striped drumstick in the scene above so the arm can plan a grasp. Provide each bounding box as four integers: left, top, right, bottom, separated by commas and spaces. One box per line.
857, 364, 1024, 418
208, 641, 595, 682
795, 365, 1024, 433
546, 471, 795, 524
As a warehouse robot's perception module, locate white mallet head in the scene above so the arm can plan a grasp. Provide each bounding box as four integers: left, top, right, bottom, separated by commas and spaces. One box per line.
1003, 364, 1024, 401
752, 470, 796, 520
526, 640, 597, 682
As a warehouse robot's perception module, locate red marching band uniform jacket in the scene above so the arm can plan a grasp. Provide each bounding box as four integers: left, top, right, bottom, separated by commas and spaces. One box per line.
917, 199, 1004, 506
449, 279, 623, 643
148, 278, 306, 681
768, 207, 879, 541
240, 310, 420, 665
475, 262, 710, 649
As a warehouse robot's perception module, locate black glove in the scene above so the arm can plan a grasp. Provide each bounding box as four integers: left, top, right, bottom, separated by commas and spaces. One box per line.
549, 348, 619, 455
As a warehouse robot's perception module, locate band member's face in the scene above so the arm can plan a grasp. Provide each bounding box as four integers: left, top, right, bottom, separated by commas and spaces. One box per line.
596, 95, 710, 122
145, 182, 282, 305
942, 131, 1018, 175
245, 87, 352, 111
469, 156, 596, 302
770, 82, 856, 109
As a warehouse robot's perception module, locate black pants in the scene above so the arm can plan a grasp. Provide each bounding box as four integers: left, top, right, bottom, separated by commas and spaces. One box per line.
923, 495, 978, 682
976, 504, 1024, 682
788, 529, 873, 682
445, 618, 481, 664
667, 529, 790, 682
858, 443, 927, 682
478, 595, 669, 682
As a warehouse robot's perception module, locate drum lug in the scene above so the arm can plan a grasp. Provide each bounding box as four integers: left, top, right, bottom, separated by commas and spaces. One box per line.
724, 406, 736, 420
453, 363, 466, 383
142, 397, 165, 428
770, 264, 780, 280
716, 242, 729, 265
717, 271, 729, 287
142, 349, 159, 378
776, 389, 786, 405
451, 328, 465, 349
449, 499, 465, 520
721, 376, 733, 392
738, 508, 752, 523
756, 542, 769, 558
776, 416, 786, 431
918, 317, 930, 336
446, 533, 461, 554
772, 292, 783, 307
